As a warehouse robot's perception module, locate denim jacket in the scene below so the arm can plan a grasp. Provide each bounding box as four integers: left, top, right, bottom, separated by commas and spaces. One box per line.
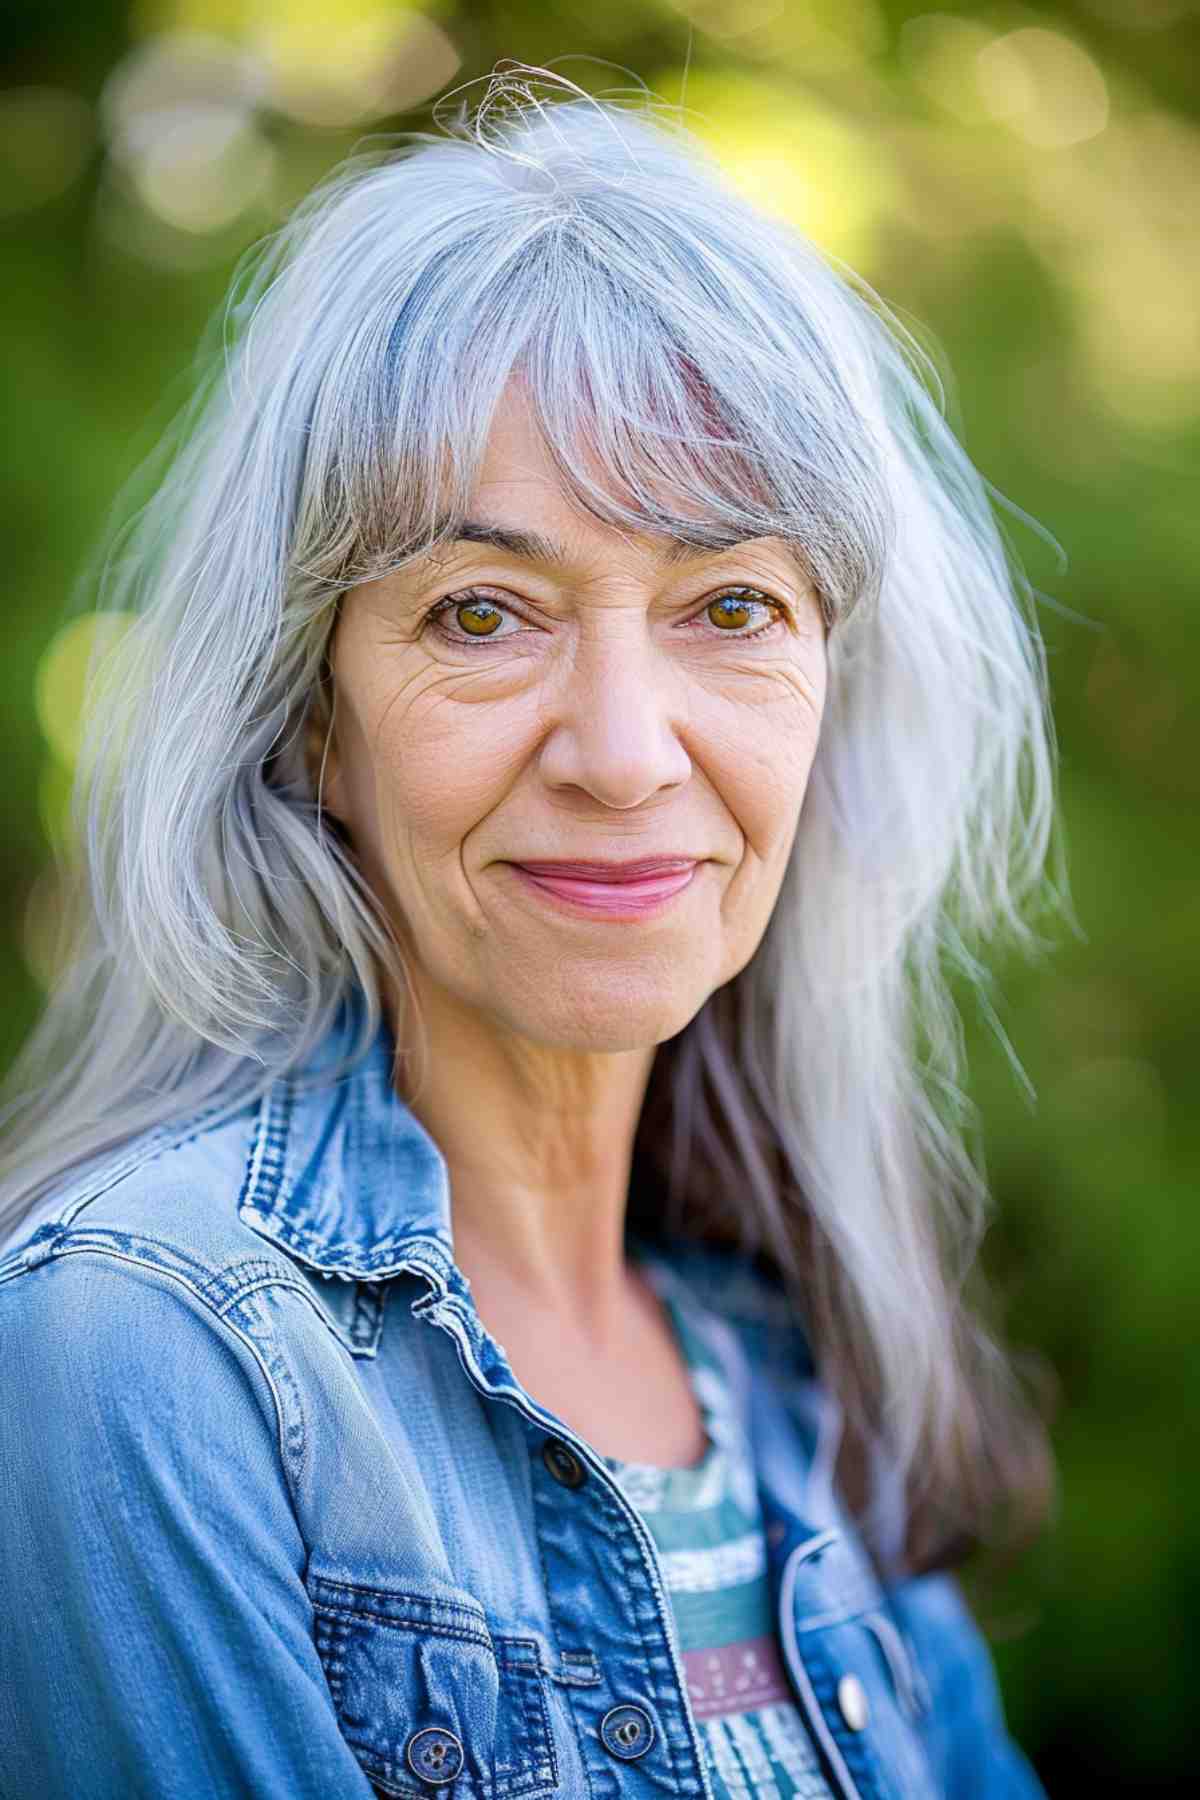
0, 993, 1047, 1799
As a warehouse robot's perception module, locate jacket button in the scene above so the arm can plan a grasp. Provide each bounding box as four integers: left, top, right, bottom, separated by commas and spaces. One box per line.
837, 1673, 870, 1732
404, 1724, 464, 1785
542, 1437, 588, 1488
599, 1703, 656, 1761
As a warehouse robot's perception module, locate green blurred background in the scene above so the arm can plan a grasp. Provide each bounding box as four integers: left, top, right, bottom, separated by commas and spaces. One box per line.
2, 1, 1196, 1786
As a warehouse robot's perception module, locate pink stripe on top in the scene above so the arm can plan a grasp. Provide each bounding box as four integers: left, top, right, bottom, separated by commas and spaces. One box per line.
683, 1634, 796, 1722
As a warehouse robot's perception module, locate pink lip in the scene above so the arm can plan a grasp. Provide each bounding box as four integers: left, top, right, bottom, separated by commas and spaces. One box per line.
507, 858, 701, 918
513, 857, 699, 880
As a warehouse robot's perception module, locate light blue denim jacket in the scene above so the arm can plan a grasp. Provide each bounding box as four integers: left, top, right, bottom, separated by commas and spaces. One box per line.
0, 992, 1047, 1799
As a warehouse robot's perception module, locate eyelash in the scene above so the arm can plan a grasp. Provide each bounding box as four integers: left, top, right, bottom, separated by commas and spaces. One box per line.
423, 586, 788, 649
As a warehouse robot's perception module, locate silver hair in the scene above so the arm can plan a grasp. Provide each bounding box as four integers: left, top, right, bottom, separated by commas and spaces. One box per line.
0, 66, 1071, 1576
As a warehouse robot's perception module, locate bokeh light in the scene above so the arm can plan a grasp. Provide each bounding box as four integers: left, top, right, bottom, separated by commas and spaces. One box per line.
976, 28, 1109, 149
899, 13, 999, 124
665, 0, 886, 68
254, 5, 461, 128
662, 67, 897, 263
34, 611, 136, 771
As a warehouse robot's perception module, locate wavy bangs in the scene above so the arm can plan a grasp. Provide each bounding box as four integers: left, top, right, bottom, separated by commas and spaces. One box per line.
275, 105, 894, 636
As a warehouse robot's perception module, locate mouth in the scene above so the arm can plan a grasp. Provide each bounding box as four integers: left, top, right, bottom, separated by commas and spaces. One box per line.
512, 857, 699, 880
504, 858, 702, 919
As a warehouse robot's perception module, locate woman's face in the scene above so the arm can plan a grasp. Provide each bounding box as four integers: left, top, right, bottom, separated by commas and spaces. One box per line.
321, 380, 828, 1052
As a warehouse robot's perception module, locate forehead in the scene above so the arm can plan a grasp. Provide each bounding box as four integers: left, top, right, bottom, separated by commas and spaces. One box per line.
452, 390, 797, 573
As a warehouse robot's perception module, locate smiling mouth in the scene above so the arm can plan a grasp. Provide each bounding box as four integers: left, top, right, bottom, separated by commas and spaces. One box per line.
505, 860, 701, 918
512, 857, 699, 880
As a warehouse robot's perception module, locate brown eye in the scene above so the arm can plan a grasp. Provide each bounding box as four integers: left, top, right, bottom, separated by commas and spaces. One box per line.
700, 588, 784, 638
456, 599, 504, 636
424, 588, 528, 648
707, 594, 756, 630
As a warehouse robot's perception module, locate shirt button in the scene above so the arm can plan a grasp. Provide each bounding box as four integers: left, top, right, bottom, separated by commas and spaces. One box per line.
599, 1703, 656, 1761
542, 1437, 588, 1488
404, 1724, 464, 1785
837, 1673, 870, 1732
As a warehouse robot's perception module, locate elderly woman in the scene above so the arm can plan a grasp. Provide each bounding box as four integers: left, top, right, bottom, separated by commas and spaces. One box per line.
0, 68, 1060, 1800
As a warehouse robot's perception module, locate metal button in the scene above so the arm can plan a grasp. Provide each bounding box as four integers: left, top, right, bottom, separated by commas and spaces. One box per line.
405, 1724, 464, 1785
599, 1702, 656, 1761
837, 1673, 870, 1732
542, 1437, 587, 1488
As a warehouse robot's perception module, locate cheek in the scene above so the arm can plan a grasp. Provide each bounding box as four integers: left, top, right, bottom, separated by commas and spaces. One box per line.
367, 681, 534, 851
696, 672, 824, 862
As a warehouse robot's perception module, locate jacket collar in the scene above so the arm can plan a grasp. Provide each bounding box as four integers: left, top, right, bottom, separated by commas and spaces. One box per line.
234, 983, 814, 1382
233, 986, 718, 1291
237, 985, 457, 1281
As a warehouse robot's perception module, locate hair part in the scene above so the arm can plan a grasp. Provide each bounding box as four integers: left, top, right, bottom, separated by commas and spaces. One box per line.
0, 64, 1071, 1584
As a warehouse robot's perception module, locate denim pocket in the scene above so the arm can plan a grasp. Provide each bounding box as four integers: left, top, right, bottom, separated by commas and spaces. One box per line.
307, 1570, 560, 1799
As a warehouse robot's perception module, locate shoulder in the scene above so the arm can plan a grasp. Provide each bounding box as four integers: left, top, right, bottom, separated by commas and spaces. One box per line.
0, 1179, 355, 1798
0, 1098, 346, 1323
0, 1104, 362, 1443
0, 1099, 263, 1273
0, 1230, 284, 1464
882, 1565, 1047, 1796
0, 1219, 316, 1623
0, 1126, 346, 1558
0, 1112, 289, 1459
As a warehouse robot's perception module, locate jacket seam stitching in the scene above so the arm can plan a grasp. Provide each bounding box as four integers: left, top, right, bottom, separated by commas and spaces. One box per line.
53, 1097, 253, 1230
20, 1224, 365, 1361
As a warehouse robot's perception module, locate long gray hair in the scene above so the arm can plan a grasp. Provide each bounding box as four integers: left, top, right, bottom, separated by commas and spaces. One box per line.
0, 66, 1068, 1579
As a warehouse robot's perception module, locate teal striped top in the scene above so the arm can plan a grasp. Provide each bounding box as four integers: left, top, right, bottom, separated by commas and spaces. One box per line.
603, 1263, 835, 1799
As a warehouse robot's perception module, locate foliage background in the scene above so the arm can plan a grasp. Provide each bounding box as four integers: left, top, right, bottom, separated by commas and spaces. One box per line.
2, 2, 1195, 1786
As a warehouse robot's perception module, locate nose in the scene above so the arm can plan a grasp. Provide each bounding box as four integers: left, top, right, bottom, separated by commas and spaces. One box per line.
535, 622, 692, 810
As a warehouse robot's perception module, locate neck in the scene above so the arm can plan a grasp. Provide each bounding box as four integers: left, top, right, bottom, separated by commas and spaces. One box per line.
383, 973, 658, 1336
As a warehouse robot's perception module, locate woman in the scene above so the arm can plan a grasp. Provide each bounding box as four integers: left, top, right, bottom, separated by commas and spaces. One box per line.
0, 67, 1063, 1799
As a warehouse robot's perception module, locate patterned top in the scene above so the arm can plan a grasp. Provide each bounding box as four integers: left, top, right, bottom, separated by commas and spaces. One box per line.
603, 1263, 836, 1800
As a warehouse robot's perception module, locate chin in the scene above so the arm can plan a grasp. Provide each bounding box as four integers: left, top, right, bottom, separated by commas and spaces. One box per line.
503, 975, 709, 1054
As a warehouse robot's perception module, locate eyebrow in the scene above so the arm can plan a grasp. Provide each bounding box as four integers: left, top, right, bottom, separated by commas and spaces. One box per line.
446, 519, 804, 575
